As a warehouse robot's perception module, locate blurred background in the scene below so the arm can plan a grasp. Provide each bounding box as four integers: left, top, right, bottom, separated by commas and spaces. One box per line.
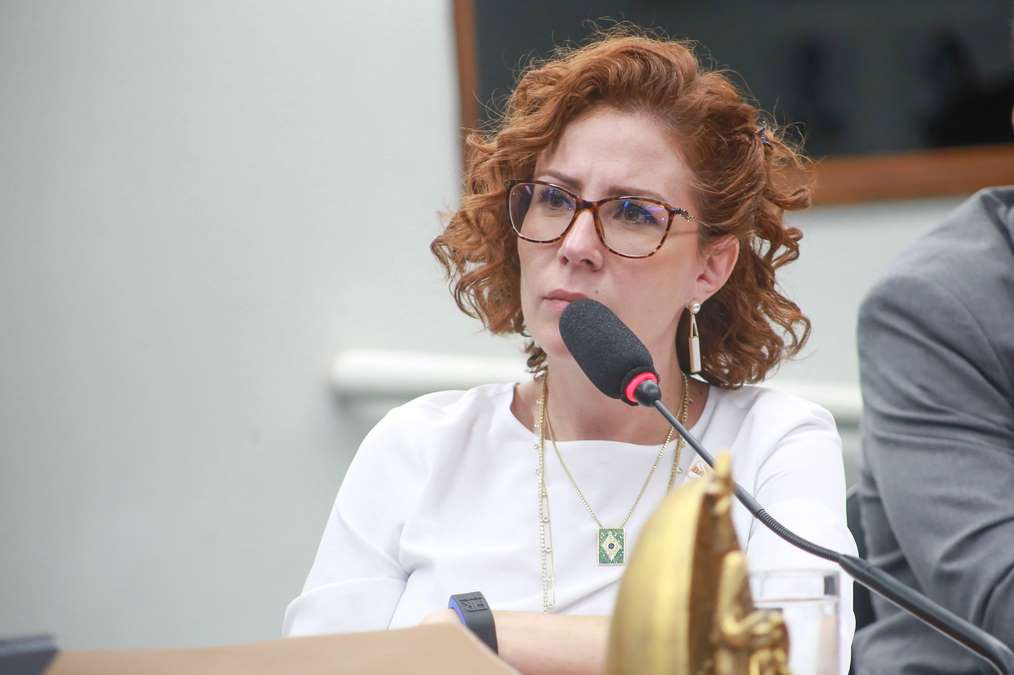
1, 0, 1011, 653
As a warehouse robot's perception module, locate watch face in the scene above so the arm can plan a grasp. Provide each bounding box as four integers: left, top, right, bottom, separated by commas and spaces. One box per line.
459, 597, 489, 612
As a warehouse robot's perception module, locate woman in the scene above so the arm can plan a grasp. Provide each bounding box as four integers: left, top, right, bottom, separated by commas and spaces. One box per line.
284, 30, 856, 674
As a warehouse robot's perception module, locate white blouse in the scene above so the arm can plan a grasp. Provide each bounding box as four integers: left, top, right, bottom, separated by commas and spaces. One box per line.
284, 382, 857, 670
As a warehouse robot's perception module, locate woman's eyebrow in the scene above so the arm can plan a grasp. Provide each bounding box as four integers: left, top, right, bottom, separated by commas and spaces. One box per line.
535, 169, 582, 190
535, 169, 672, 204
609, 185, 671, 203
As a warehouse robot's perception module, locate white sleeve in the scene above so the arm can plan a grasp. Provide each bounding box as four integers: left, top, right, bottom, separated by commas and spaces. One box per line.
742, 400, 858, 675
283, 406, 428, 636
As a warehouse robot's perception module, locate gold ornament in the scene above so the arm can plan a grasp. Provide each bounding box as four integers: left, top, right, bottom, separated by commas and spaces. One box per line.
604, 454, 792, 675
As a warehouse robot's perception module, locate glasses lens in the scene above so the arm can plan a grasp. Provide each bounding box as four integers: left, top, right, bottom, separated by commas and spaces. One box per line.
599, 198, 671, 257
509, 183, 575, 241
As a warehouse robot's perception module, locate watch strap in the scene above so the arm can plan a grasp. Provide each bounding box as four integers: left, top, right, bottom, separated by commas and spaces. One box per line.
448, 591, 498, 654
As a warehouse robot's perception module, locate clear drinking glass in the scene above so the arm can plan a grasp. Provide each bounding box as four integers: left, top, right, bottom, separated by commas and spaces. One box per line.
750, 569, 841, 675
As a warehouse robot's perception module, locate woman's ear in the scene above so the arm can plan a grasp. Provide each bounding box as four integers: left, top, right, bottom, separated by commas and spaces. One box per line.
694, 234, 740, 302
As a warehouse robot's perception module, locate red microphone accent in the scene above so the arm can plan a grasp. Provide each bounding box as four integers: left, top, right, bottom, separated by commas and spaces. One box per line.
624, 372, 658, 404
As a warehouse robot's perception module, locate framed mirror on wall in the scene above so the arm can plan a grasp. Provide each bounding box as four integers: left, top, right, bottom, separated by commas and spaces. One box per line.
452, 0, 1014, 204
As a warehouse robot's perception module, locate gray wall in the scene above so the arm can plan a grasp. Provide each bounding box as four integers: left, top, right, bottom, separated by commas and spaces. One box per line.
0, 0, 474, 650
778, 197, 960, 386
0, 0, 964, 652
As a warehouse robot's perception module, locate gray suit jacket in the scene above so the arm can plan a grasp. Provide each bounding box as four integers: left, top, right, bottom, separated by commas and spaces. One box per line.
854, 187, 1014, 674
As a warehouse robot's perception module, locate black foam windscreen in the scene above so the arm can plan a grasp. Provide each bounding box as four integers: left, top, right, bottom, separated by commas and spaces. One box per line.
558, 299, 657, 403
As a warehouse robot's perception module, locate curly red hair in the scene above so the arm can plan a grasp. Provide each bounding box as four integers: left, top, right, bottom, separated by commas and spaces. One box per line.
431, 29, 812, 388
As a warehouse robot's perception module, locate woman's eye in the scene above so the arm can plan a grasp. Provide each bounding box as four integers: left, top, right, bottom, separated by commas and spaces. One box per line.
614, 200, 661, 226
538, 187, 574, 210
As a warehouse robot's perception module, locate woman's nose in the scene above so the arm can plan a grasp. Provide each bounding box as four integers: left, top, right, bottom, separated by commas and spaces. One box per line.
557, 208, 605, 269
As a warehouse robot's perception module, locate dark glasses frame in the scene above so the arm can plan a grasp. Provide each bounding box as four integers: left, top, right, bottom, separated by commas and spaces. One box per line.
505, 179, 704, 259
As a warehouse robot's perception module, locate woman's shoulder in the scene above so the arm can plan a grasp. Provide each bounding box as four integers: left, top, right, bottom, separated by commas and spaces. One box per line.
387, 381, 516, 424
705, 384, 843, 477
709, 383, 837, 435
349, 382, 518, 476
364, 382, 518, 447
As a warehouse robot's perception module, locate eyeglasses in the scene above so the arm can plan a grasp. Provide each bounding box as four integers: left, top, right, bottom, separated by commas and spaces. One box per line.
506, 180, 703, 259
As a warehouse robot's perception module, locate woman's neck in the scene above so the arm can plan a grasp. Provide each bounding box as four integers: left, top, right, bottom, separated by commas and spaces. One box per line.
537, 350, 692, 445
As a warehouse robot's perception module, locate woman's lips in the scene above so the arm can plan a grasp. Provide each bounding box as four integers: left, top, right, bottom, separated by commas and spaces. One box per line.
544, 290, 588, 312
545, 298, 572, 312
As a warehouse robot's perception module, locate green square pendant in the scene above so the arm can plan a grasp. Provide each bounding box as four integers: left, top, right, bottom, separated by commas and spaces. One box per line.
598, 528, 625, 565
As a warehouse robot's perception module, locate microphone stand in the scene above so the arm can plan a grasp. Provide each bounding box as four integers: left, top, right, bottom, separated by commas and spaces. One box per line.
635, 383, 1014, 675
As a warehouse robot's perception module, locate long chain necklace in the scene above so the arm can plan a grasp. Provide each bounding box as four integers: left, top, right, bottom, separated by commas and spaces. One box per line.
534, 371, 692, 612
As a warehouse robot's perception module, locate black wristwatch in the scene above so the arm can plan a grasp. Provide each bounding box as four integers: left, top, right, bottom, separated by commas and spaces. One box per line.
448, 591, 498, 654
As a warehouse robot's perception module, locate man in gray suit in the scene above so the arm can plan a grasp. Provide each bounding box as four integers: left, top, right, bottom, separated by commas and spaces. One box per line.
853, 178, 1014, 674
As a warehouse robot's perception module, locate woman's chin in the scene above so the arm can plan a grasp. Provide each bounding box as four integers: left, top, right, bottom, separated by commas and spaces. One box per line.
533, 332, 573, 364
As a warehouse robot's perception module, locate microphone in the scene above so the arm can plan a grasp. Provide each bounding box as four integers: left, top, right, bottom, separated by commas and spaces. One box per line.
557, 298, 658, 406
558, 298, 1014, 675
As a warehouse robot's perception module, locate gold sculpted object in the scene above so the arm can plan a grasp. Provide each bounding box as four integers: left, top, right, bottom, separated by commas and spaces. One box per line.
604, 454, 791, 675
